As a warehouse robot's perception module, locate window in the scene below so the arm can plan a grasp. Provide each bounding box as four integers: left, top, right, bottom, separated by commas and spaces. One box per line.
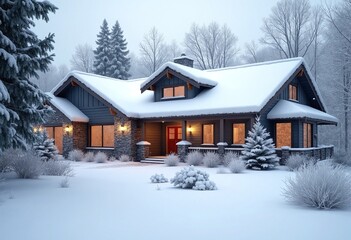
163, 86, 185, 98
289, 84, 298, 101
303, 123, 312, 148
276, 123, 291, 148
233, 123, 245, 144
203, 124, 214, 144
90, 125, 114, 147
44, 126, 63, 154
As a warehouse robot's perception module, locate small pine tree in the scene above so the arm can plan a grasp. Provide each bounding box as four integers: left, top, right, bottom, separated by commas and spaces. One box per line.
109, 21, 131, 79
93, 19, 111, 76
33, 129, 58, 161
0, 0, 56, 152
241, 116, 279, 170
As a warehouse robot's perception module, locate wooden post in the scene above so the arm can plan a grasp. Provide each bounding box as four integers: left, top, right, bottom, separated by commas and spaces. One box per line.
182, 120, 187, 140
220, 119, 224, 142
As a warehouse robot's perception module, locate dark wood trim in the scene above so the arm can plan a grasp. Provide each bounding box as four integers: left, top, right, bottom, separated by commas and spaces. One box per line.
182, 120, 187, 140
219, 119, 224, 142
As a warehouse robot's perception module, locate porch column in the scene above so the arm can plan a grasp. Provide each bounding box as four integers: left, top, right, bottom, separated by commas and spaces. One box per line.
219, 119, 224, 142
177, 140, 192, 162
136, 141, 151, 161
182, 120, 187, 140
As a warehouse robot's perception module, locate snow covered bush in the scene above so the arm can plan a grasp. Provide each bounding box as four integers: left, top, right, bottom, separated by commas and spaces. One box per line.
68, 149, 84, 162
33, 130, 58, 161
60, 177, 70, 188
170, 166, 217, 190
285, 154, 308, 171
283, 161, 351, 209
203, 152, 220, 168
10, 149, 42, 179
94, 152, 108, 163
223, 151, 239, 166
119, 154, 130, 162
109, 156, 117, 162
0, 150, 13, 173
228, 159, 245, 173
241, 116, 279, 170
165, 153, 180, 166
186, 151, 203, 166
150, 174, 168, 183
42, 160, 73, 176
83, 152, 95, 162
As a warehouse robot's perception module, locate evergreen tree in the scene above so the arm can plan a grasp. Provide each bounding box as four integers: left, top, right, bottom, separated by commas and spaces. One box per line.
109, 21, 131, 79
93, 19, 111, 76
33, 129, 58, 161
241, 116, 279, 170
0, 1, 56, 152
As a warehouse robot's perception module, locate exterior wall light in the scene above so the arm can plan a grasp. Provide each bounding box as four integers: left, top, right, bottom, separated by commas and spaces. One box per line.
120, 124, 126, 133
188, 125, 192, 133
65, 125, 71, 134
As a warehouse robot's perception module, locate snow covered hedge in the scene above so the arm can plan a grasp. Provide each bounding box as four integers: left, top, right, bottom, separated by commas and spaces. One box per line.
203, 152, 220, 168
150, 174, 168, 183
8, 149, 42, 179
165, 153, 180, 166
170, 166, 217, 190
186, 151, 203, 166
283, 161, 351, 209
68, 149, 84, 162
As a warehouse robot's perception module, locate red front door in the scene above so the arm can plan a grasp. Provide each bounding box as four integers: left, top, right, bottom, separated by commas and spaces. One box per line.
167, 126, 182, 154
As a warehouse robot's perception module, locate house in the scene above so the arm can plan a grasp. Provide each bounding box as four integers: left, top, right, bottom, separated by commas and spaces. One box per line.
43, 56, 338, 162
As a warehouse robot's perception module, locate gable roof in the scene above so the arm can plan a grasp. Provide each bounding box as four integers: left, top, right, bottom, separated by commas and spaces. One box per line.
140, 62, 217, 92
50, 58, 329, 119
267, 100, 337, 124
46, 92, 89, 122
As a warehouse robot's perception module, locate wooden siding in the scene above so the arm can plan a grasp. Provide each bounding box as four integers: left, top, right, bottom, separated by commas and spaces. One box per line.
60, 85, 114, 124
145, 122, 162, 156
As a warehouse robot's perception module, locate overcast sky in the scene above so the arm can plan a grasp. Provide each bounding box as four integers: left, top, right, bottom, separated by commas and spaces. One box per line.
34, 0, 327, 67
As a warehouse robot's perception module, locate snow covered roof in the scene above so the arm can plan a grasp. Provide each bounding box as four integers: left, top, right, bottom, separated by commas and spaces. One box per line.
46, 92, 89, 122
140, 62, 218, 91
267, 100, 338, 124
50, 58, 332, 120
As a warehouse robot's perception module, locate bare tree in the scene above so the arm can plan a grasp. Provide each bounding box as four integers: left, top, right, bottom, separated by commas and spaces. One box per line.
30, 64, 69, 92
168, 40, 182, 59
139, 27, 169, 75
319, 0, 351, 153
261, 0, 323, 59
184, 22, 239, 70
70, 43, 94, 73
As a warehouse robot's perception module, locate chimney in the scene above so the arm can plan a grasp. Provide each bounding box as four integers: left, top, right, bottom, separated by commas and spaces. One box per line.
173, 53, 194, 68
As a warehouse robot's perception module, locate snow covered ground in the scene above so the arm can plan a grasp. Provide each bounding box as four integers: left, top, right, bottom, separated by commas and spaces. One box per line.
0, 162, 350, 240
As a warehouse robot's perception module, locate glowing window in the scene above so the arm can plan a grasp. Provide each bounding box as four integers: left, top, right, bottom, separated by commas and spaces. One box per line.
276, 123, 291, 148
174, 86, 185, 97
91, 125, 114, 147
289, 84, 297, 101
163, 88, 173, 98
233, 123, 245, 144
203, 124, 214, 144
303, 123, 312, 148
163, 86, 185, 98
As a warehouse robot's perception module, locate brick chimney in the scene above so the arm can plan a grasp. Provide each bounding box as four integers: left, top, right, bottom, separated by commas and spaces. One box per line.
173, 54, 194, 68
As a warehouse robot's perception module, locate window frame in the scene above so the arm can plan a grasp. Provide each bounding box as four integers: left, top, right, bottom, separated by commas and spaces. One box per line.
89, 124, 114, 148
232, 123, 246, 145
289, 84, 298, 101
162, 85, 185, 99
202, 124, 214, 145
303, 123, 312, 148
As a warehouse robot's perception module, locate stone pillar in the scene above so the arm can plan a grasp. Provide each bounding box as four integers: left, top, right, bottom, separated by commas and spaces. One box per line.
176, 140, 192, 162
281, 146, 290, 165
72, 122, 87, 151
136, 141, 151, 161
217, 142, 228, 159
313, 148, 320, 160
114, 116, 141, 161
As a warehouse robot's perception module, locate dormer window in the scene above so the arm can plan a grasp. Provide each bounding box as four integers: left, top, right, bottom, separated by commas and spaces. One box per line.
289, 84, 298, 101
162, 86, 185, 99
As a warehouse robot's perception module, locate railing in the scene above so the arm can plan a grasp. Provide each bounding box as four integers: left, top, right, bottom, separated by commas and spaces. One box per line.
188, 147, 218, 155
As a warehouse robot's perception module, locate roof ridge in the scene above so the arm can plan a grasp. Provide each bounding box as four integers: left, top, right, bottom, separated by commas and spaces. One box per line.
206, 57, 304, 72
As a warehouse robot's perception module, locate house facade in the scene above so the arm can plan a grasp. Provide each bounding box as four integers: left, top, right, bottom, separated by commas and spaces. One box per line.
43, 56, 337, 162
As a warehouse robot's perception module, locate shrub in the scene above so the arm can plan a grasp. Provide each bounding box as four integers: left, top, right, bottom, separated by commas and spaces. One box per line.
228, 159, 245, 173
170, 166, 217, 190
10, 149, 42, 179
186, 151, 203, 166
83, 152, 95, 162
333, 152, 351, 166
68, 149, 84, 162
165, 153, 180, 166
285, 154, 317, 171
223, 151, 239, 166
60, 176, 70, 188
0, 150, 13, 172
203, 152, 220, 168
109, 156, 117, 162
283, 161, 351, 209
42, 160, 73, 176
119, 154, 130, 162
94, 152, 108, 163
150, 174, 168, 183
